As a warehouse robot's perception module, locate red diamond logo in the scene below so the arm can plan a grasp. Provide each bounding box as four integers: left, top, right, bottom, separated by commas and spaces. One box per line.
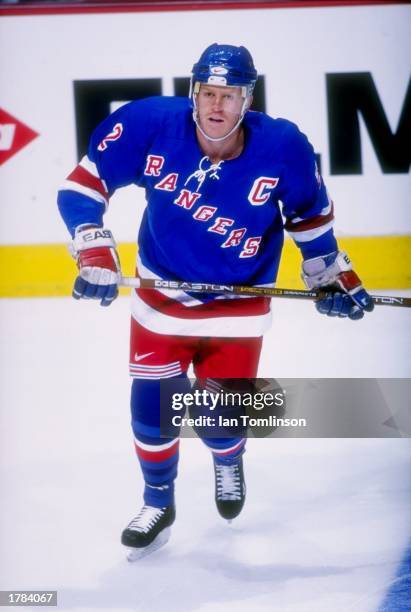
0, 108, 39, 166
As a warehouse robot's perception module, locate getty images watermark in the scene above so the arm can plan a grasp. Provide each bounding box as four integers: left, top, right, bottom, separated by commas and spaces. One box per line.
158, 378, 410, 438
171, 388, 306, 429
159, 379, 307, 438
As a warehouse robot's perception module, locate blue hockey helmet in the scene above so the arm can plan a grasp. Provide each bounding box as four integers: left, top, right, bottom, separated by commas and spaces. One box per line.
191, 43, 257, 95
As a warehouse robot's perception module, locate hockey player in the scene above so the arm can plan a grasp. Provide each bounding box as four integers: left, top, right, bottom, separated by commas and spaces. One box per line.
58, 43, 374, 560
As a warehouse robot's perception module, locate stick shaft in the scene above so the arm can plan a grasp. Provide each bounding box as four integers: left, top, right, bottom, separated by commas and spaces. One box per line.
119, 276, 411, 308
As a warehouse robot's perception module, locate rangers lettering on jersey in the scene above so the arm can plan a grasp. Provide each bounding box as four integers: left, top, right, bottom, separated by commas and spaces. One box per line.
193, 206, 217, 222
155, 173, 179, 191
144, 155, 165, 176
208, 217, 234, 235
174, 189, 202, 210
240, 237, 262, 258
222, 228, 247, 248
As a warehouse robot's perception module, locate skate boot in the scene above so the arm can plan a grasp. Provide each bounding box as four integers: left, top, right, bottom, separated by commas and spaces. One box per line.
214, 456, 246, 522
121, 504, 175, 561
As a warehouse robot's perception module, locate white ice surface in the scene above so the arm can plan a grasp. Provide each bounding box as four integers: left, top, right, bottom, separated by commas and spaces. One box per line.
0, 295, 410, 612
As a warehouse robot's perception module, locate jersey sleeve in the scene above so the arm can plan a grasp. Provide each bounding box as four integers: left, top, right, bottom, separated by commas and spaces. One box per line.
57, 99, 156, 237
278, 122, 337, 259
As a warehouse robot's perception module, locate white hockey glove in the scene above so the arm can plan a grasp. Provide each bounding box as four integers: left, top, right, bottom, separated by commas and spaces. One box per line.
302, 251, 374, 320
71, 226, 121, 306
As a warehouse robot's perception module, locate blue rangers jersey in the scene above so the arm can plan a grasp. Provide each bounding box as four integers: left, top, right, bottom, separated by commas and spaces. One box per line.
58, 96, 337, 337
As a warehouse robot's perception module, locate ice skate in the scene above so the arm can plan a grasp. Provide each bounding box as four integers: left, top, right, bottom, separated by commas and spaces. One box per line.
214, 456, 246, 522
121, 504, 175, 561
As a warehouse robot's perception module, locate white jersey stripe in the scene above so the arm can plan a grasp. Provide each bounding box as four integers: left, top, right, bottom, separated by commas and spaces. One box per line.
61, 179, 108, 209
287, 219, 334, 243
79, 155, 109, 192
79, 155, 99, 177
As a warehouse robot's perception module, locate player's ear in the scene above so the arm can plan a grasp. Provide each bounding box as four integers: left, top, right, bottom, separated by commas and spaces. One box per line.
246, 96, 253, 110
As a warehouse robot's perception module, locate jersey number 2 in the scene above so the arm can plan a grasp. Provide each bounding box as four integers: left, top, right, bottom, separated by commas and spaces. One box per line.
97, 123, 123, 151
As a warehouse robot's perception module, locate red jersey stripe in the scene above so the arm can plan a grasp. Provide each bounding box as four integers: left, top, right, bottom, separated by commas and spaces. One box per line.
66, 165, 108, 199
135, 288, 270, 319
284, 203, 334, 233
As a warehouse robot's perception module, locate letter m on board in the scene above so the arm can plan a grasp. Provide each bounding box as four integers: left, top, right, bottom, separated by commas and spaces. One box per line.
327, 73, 410, 174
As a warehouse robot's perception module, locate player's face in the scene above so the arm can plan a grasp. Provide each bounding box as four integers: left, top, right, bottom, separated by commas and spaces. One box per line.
196, 85, 245, 139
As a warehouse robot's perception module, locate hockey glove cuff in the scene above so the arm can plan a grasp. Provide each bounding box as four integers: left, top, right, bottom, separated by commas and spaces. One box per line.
302, 251, 374, 320
71, 226, 121, 306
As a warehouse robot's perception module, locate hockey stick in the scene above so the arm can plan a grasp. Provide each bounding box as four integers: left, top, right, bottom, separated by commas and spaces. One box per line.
119, 276, 411, 308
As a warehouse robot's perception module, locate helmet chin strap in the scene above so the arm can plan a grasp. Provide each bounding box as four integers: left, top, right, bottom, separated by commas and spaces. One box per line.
192, 91, 250, 143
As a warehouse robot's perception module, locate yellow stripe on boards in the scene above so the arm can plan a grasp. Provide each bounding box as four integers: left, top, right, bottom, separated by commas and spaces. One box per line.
0, 236, 410, 298
0, 243, 137, 298
276, 235, 411, 290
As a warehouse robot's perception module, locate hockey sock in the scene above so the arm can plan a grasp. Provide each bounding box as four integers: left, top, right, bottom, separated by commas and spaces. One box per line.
130, 375, 191, 507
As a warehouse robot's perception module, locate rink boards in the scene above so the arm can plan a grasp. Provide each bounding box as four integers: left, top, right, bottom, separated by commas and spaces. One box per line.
0, 1, 410, 295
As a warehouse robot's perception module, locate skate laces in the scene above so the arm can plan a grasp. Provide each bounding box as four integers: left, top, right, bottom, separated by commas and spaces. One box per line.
215, 463, 242, 501
127, 505, 165, 534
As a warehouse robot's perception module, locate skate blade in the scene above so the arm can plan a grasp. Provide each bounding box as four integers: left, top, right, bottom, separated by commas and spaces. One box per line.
125, 527, 171, 562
